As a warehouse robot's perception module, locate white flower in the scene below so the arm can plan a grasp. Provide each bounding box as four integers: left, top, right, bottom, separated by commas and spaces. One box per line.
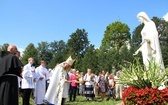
130, 78, 133, 81
143, 72, 147, 80
133, 76, 138, 80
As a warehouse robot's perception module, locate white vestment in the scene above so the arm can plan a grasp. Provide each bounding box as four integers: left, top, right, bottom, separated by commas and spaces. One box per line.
21, 63, 36, 89
44, 63, 70, 105
34, 65, 49, 104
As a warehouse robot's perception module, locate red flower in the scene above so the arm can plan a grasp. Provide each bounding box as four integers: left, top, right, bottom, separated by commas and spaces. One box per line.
122, 87, 168, 105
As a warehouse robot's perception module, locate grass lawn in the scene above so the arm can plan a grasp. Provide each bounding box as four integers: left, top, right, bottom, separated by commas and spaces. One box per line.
19, 96, 122, 105
65, 96, 122, 105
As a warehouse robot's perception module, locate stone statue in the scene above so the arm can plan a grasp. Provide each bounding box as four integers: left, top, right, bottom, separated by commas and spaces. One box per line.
133, 11, 165, 70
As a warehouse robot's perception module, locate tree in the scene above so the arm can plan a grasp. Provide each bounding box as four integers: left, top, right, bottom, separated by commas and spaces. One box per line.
50, 40, 67, 57
21, 43, 39, 66
80, 45, 98, 73
67, 28, 90, 69
37, 41, 53, 67
100, 21, 131, 72
48, 40, 67, 68
48, 51, 64, 68
101, 21, 131, 50
131, 24, 144, 46
0, 43, 9, 52
97, 46, 124, 73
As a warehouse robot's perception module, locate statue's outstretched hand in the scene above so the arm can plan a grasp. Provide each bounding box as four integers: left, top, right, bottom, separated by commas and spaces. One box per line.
133, 50, 139, 56
133, 52, 137, 56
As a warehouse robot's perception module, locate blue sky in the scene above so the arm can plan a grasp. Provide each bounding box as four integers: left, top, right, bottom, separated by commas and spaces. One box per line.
0, 0, 168, 53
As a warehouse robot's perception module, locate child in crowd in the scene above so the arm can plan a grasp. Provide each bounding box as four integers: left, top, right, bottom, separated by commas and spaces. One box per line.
107, 74, 115, 100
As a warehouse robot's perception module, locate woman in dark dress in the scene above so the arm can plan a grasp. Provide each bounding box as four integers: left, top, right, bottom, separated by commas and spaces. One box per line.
98, 70, 108, 101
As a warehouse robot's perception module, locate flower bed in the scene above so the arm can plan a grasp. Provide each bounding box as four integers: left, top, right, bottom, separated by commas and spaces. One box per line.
119, 59, 168, 105
122, 87, 168, 105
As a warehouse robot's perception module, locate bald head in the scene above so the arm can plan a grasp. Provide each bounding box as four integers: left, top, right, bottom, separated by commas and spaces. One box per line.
7, 45, 18, 54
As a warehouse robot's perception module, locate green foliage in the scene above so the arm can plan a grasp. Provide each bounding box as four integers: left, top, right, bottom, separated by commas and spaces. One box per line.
131, 24, 144, 46
99, 21, 132, 72
101, 21, 131, 49
67, 28, 89, 57
120, 59, 167, 88
48, 40, 68, 68
0, 43, 9, 52
49, 40, 67, 57
97, 47, 118, 72
120, 45, 134, 64
80, 45, 98, 73
98, 43, 133, 73
96, 47, 108, 72
48, 51, 64, 68
20, 43, 39, 66
0, 43, 9, 56
67, 28, 90, 70
37, 41, 53, 66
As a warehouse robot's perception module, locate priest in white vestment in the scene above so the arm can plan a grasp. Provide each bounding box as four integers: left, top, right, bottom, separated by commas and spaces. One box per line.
43, 56, 75, 105
34, 60, 49, 105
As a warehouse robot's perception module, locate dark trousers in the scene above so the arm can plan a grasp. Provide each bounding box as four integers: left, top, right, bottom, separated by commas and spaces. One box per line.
69, 86, 77, 101
22, 89, 33, 105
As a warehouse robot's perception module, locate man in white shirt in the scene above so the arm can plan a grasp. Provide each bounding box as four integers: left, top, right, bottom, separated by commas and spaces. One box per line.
21, 57, 36, 105
114, 71, 123, 100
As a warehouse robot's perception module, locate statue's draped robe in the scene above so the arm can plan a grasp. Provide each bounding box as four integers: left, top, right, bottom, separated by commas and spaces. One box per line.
139, 21, 165, 70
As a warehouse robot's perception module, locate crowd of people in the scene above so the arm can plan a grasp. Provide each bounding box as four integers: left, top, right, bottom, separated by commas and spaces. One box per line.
0, 44, 124, 105
45, 67, 124, 104
67, 68, 124, 102
0, 11, 164, 105
20, 61, 124, 105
